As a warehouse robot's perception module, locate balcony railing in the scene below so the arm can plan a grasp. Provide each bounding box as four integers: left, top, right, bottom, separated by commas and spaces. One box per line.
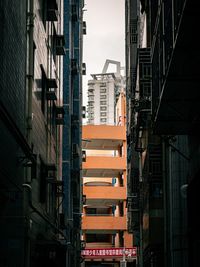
84, 214, 116, 216
82, 215, 127, 231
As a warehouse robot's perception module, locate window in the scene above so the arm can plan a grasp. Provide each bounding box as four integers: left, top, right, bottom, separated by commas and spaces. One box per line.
39, 0, 47, 28
39, 0, 58, 28
51, 103, 56, 136
32, 42, 36, 79
140, 83, 151, 99
39, 159, 47, 203
100, 82, 106, 87
142, 63, 151, 78
88, 96, 94, 101
119, 231, 124, 247
100, 106, 107, 111
51, 25, 57, 63
100, 88, 106, 93
86, 234, 110, 243
100, 112, 107, 117
88, 119, 94, 124
88, 85, 94, 90
88, 107, 94, 112
119, 202, 124, 216
150, 182, 163, 198
149, 159, 162, 176
100, 101, 107, 105
100, 95, 106, 99
100, 118, 107, 123
88, 114, 94, 119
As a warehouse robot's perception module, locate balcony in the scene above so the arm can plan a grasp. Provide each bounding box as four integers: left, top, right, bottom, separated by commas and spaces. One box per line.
82, 215, 127, 232
82, 156, 126, 177
82, 125, 126, 150
83, 186, 126, 206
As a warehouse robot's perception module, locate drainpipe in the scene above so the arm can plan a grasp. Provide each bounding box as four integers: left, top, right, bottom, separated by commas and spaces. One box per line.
26, 0, 34, 147
139, 151, 143, 267
162, 139, 167, 267
24, 1, 34, 266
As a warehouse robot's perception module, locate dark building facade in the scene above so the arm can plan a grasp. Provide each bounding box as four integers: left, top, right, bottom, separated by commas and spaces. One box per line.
62, 0, 85, 266
0, 0, 84, 266
126, 0, 199, 267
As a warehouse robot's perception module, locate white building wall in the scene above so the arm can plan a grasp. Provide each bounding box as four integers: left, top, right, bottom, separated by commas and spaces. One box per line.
87, 78, 117, 125
94, 82, 100, 124
107, 81, 115, 125
87, 60, 125, 126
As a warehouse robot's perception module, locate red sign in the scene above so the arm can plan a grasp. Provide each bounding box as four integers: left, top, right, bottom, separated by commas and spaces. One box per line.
81, 247, 137, 258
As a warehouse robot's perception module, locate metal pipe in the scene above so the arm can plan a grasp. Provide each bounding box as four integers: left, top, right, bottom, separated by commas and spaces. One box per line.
139, 152, 143, 183
168, 145, 173, 266
24, 1, 34, 264
162, 139, 167, 267
139, 151, 143, 267
26, 0, 34, 146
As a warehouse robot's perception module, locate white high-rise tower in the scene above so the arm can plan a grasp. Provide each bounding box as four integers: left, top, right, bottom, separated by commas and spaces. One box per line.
87, 60, 125, 125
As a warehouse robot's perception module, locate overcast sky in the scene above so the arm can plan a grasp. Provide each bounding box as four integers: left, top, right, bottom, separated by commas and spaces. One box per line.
82, 0, 125, 105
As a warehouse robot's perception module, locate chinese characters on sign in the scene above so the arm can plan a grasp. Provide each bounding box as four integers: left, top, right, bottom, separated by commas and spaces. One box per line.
81, 247, 137, 258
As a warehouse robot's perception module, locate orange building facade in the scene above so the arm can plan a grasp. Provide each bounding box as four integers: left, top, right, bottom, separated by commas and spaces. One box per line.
81, 92, 136, 267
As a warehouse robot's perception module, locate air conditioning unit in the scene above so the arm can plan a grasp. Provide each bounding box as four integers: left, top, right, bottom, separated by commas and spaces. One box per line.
82, 150, 86, 162
82, 106, 86, 118
82, 63, 86, 75
81, 240, 86, 250
82, 21, 86, 34
55, 106, 65, 125
55, 35, 65, 55
47, 0, 58, 21
46, 78, 58, 101
46, 163, 57, 172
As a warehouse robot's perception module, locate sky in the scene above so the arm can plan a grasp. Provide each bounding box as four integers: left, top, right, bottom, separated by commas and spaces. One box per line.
82, 0, 125, 106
